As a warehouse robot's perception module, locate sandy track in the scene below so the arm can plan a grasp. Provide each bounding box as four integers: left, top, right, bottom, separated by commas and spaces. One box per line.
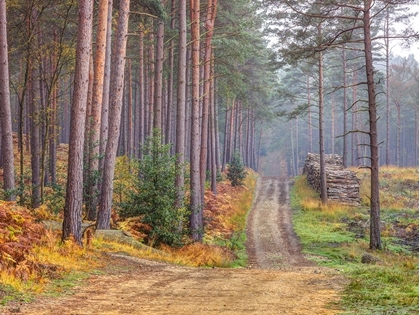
247, 176, 311, 269
2, 176, 345, 315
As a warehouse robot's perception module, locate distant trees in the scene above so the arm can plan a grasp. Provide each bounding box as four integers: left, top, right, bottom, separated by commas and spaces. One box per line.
261, 0, 418, 249
1, 0, 416, 249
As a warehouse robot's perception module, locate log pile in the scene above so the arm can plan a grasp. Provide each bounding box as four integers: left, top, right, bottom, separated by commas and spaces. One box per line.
302, 153, 361, 206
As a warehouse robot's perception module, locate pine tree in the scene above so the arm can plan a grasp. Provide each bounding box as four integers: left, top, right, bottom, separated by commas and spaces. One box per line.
227, 152, 247, 187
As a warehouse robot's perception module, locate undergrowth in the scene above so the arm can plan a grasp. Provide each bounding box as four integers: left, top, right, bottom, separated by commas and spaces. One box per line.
203, 169, 257, 267
291, 171, 419, 315
0, 169, 257, 307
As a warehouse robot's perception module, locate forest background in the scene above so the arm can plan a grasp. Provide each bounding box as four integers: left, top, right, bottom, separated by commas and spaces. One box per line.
0, 0, 418, 247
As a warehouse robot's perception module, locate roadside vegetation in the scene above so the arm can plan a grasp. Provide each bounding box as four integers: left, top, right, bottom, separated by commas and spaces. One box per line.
291, 166, 419, 314
0, 154, 257, 306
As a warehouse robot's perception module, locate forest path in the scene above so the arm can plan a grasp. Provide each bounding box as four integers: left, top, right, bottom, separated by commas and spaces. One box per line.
246, 176, 312, 269
3, 175, 346, 315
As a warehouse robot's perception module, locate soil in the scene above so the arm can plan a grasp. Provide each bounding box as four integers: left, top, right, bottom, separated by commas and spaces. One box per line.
2, 176, 346, 315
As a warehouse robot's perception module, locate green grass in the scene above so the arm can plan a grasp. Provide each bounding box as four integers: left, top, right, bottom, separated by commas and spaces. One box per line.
291, 173, 419, 315
0, 284, 32, 306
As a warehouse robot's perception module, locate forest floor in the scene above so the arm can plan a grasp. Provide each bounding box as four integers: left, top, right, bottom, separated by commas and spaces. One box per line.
2, 176, 346, 315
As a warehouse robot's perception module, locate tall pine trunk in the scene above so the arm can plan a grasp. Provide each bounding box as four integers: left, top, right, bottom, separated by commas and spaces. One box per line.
153, 19, 164, 132
0, 0, 16, 200
363, 1, 381, 250
175, 0, 187, 208
189, 0, 203, 242
199, 0, 218, 202
317, 23, 327, 205
62, 0, 93, 243
86, 0, 109, 220
97, 0, 130, 230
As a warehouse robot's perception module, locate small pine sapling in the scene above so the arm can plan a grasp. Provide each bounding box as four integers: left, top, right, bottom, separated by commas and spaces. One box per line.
227, 152, 247, 187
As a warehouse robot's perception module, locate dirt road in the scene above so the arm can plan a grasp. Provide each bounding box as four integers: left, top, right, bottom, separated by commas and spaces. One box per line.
3, 177, 345, 315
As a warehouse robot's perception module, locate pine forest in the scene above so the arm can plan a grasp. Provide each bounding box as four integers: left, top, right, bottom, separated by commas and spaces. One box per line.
0, 0, 418, 314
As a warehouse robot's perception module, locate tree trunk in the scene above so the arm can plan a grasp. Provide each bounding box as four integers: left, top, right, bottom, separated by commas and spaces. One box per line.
97, 0, 130, 230
99, 0, 113, 175
221, 105, 229, 172
209, 68, 217, 194
256, 121, 263, 172
29, 44, 41, 209
165, 0, 176, 146
385, 7, 390, 165
127, 58, 133, 157
200, 0, 218, 201
175, 0, 187, 208
306, 75, 312, 153
0, 0, 16, 200
153, 19, 164, 132
86, 0, 109, 221
147, 30, 155, 137
396, 101, 401, 166
317, 24, 327, 205
49, 32, 58, 185
228, 100, 235, 161
138, 23, 145, 159
189, 0, 203, 242
342, 48, 348, 167
331, 94, 335, 155
62, 0, 93, 244
83, 54, 94, 218
363, 1, 381, 250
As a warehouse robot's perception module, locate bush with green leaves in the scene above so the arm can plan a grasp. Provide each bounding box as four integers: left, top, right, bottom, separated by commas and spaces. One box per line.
227, 152, 247, 187
119, 130, 187, 247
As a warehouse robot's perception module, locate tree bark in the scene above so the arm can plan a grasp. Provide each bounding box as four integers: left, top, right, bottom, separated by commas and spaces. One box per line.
396, 100, 401, 166
200, 0, 218, 202
317, 23, 327, 205
306, 75, 312, 154
147, 30, 155, 137
127, 58, 133, 157
385, 7, 390, 165
99, 0, 113, 176
86, 0, 109, 221
97, 0, 130, 230
62, 0, 93, 244
209, 60, 217, 194
363, 1, 381, 250
153, 19, 164, 132
175, 0, 187, 208
138, 23, 145, 159
165, 0, 176, 146
189, 0, 203, 242
0, 0, 16, 200
342, 48, 348, 167
29, 35, 41, 209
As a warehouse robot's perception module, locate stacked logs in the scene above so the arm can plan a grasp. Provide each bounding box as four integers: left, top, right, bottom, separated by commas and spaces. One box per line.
302, 153, 361, 206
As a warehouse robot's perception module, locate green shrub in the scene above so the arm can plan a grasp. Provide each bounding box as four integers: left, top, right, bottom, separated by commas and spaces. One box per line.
119, 130, 187, 247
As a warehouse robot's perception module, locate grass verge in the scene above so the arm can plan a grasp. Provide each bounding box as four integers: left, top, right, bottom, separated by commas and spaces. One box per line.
291, 172, 419, 315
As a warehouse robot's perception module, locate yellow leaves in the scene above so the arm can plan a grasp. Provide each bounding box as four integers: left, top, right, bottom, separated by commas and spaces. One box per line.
160, 243, 235, 267
33, 204, 57, 221
204, 170, 257, 240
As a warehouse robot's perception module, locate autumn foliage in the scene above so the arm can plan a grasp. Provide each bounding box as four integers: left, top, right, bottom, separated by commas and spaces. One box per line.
0, 202, 45, 279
